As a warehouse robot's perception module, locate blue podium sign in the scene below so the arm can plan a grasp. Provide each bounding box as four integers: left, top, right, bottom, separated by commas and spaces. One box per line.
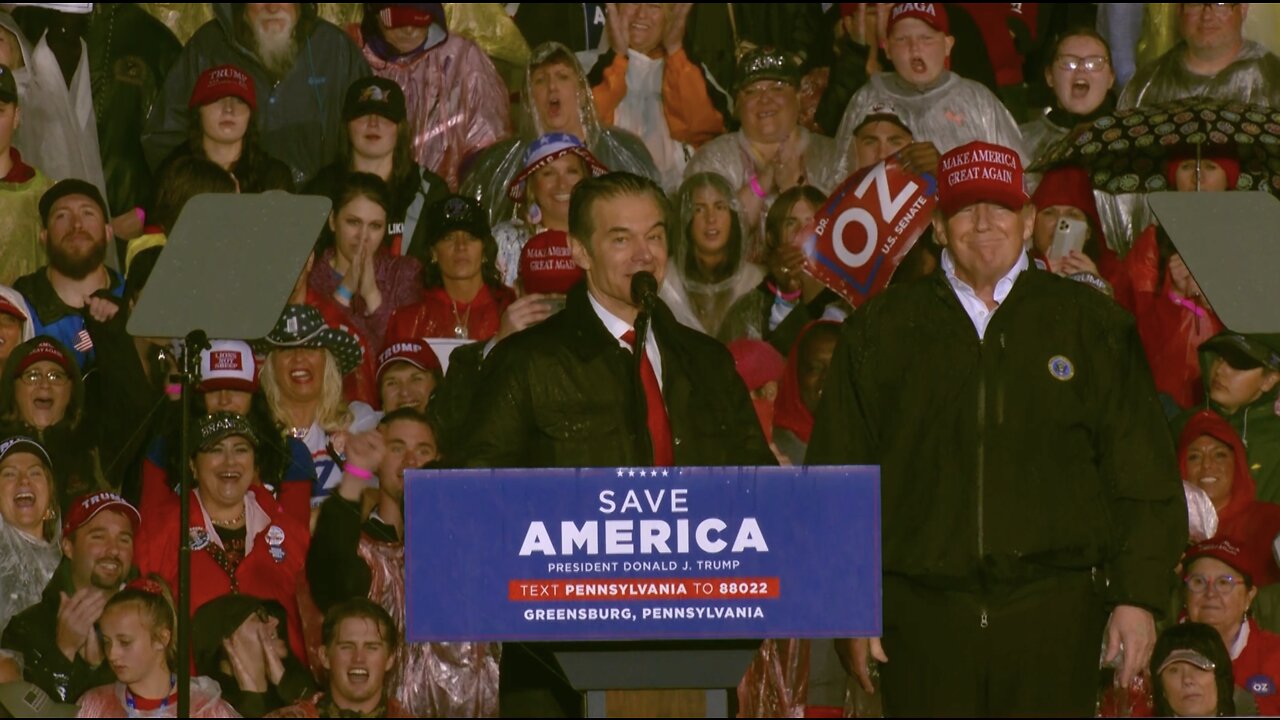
404, 465, 880, 642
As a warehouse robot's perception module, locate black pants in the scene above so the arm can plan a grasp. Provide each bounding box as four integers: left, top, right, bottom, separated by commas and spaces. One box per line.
879, 572, 1108, 717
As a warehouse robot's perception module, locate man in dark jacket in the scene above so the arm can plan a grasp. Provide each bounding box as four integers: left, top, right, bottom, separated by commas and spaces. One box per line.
460, 172, 774, 715
462, 172, 772, 469
1, 492, 138, 703
142, 3, 370, 184
809, 141, 1187, 716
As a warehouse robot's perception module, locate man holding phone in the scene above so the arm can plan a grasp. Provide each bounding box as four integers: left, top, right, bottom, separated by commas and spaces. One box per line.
810, 141, 1187, 716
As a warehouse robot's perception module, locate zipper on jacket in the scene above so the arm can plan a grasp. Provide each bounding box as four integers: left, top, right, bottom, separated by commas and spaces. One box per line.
979, 606, 989, 629
976, 340, 986, 560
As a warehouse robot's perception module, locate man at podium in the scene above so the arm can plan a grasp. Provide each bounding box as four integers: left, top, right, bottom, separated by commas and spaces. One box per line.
808, 142, 1188, 716
460, 171, 774, 715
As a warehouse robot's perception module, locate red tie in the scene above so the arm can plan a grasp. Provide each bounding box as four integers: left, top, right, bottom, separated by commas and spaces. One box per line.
622, 329, 673, 466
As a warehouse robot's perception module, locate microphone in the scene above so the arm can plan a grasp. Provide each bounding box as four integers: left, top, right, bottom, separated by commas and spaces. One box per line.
630, 271, 659, 314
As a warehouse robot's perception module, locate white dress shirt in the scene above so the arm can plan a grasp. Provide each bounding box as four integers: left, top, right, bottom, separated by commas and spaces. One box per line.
940, 250, 1028, 341
589, 290, 664, 391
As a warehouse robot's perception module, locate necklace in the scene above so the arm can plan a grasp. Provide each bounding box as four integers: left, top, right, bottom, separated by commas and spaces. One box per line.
450, 299, 473, 339
210, 511, 245, 529
289, 425, 310, 439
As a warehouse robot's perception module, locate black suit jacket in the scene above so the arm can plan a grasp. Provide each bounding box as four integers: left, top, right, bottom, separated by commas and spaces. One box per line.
460, 283, 774, 469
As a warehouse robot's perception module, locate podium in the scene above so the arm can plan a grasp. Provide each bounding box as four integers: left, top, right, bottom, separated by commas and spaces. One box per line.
404, 465, 881, 717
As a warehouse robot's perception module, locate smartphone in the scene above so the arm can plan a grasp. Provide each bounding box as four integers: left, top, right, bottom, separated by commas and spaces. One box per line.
1048, 217, 1087, 267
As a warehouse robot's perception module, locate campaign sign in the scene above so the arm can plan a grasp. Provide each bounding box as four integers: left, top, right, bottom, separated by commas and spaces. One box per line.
803, 156, 937, 307
404, 466, 880, 642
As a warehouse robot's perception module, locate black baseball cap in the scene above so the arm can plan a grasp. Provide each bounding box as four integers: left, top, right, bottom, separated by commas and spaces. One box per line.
425, 194, 490, 245
1202, 332, 1280, 372
343, 76, 407, 124
734, 47, 802, 94
39, 179, 108, 225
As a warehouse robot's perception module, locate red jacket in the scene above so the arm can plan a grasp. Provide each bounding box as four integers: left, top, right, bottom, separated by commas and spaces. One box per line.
1122, 225, 1223, 410
1236, 618, 1280, 716
386, 284, 516, 345
1179, 411, 1280, 586
306, 289, 379, 406
135, 483, 312, 667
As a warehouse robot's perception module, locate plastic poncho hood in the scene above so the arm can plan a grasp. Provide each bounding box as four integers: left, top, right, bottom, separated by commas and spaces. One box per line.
658, 172, 765, 336
461, 41, 657, 225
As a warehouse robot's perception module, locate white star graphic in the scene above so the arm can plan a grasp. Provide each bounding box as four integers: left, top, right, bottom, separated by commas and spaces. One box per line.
662, 469, 669, 477
616, 469, 624, 477
628, 470, 636, 477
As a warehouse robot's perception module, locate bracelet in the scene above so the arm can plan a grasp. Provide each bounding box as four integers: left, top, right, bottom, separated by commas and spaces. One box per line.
134, 206, 146, 225
749, 175, 767, 198
345, 464, 373, 480
766, 281, 803, 303
334, 285, 354, 302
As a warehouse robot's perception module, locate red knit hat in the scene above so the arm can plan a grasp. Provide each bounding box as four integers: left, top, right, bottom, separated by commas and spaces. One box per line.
937, 141, 1028, 217
1164, 150, 1240, 190
1031, 165, 1106, 247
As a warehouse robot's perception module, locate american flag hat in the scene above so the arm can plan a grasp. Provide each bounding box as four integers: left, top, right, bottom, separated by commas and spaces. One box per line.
508, 132, 609, 202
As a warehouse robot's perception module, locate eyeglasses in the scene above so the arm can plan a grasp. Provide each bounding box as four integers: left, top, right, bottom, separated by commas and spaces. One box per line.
1055, 55, 1109, 73
1184, 574, 1244, 595
19, 369, 70, 386
1182, 3, 1241, 15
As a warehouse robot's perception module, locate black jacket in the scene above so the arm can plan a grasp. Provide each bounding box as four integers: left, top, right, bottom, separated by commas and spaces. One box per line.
1, 561, 118, 703
808, 266, 1187, 614
461, 283, 774, 469
307, 494, 398, 613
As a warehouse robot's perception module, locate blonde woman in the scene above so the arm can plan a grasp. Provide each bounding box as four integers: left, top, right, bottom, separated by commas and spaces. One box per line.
255, 305, 377, 507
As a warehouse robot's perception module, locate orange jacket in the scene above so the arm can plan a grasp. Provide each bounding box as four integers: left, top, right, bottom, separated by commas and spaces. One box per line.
592, 48, 725, 148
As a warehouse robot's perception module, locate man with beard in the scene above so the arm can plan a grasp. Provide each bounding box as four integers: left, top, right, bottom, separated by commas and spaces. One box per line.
1, 492, 139, 703
144, 3, 370, 185
307, 409, 498, 717
13, 178, 122, 369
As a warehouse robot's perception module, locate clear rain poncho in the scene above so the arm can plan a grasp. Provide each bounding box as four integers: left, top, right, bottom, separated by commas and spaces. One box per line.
829, 70, 1027, 188
658, 172, 766, 338
459, 41, 659, 226
356, 3, 511, 191
357, 532, 499, 717
1118, 40, 1280, 111
0, 515, 60, 638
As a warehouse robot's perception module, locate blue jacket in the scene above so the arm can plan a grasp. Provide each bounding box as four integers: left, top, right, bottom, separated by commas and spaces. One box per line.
13, 267, 124, 369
